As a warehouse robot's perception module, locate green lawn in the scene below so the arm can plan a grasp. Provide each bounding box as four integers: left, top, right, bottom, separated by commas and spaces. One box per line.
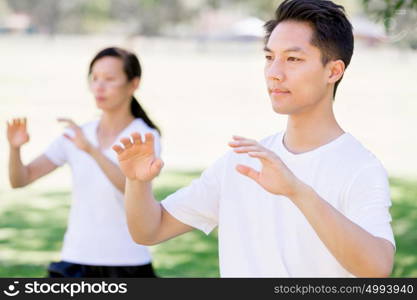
0, 172, 415, 277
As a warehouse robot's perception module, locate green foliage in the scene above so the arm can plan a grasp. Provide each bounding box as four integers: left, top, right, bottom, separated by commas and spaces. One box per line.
362, 0, 417, 29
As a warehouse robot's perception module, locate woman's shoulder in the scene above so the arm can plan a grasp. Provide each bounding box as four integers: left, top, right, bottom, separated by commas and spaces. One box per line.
130, 118, 159, 135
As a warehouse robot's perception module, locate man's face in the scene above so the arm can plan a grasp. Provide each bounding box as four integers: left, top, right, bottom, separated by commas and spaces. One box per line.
264, 20, 334, 115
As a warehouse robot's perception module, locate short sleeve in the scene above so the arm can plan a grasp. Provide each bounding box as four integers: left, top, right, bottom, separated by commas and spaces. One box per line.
161, 153, 228, 235
43, 135, 68, 166
344, 163, 395, 248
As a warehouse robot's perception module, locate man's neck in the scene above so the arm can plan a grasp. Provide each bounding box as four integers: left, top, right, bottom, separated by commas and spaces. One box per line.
283, 99, 344, 154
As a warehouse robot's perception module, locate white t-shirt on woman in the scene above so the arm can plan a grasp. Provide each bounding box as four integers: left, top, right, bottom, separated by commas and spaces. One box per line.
44, 118, 161, 266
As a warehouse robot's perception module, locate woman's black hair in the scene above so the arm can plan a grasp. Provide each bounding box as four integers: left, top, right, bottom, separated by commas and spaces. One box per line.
89, 47, 161, 135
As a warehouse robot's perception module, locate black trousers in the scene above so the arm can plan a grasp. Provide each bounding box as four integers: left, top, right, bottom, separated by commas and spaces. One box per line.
47, 261, 157, 278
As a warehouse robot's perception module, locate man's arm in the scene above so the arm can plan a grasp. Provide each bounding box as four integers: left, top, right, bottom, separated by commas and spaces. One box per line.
229, 135, 394, 277
291, 184, 394, 277
114, 132, 193, 246
125, 179, 193, 245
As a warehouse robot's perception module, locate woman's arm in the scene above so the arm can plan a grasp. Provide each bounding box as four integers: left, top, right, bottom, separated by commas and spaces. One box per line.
7, 118, 59, 188
57, 118, 126, 193
87, 147, 126, 192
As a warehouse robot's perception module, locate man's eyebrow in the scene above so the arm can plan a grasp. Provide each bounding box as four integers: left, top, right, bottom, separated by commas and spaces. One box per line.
263, 46, 306, 54
284, 46, 306, 54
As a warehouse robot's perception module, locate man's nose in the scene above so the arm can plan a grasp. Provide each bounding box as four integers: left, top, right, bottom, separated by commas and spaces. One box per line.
266, 59, 285, 81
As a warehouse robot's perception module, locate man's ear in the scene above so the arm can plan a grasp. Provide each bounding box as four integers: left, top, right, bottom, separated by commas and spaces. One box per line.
327, 60, 345, 84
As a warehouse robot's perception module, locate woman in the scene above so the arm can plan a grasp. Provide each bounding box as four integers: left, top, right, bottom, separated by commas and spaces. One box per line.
7, 47, 160, 277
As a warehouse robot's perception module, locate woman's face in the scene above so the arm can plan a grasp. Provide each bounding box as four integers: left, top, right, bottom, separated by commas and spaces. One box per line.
89, 56, 138, 112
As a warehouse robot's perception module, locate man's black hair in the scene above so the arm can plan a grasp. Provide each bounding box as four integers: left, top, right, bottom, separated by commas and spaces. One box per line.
264, 0, 354, 98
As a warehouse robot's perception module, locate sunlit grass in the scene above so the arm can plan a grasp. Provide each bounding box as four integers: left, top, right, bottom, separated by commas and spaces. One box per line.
0, 172, 415, 277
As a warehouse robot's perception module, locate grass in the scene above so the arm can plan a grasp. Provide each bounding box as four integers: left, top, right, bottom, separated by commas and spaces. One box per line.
0, 171, 415, 277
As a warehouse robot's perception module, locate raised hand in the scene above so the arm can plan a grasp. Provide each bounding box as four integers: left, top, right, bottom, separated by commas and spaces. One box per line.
58, 118, 92, 153
228, 135, 302, 197
7, 118, 30, 148
112, 132, 163, 182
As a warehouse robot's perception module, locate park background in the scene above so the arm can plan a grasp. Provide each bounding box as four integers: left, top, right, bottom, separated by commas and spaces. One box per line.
0, 0, 416, 277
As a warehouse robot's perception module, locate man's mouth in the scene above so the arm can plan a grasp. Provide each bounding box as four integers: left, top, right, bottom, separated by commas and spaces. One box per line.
269, 88, 290, 95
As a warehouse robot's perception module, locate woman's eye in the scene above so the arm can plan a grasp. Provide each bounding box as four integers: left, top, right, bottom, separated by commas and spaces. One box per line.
265, 55, 273, 61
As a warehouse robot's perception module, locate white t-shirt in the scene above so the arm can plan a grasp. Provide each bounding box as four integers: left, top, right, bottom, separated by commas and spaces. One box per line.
44, 118, 161, 266
161, 132, 395, 277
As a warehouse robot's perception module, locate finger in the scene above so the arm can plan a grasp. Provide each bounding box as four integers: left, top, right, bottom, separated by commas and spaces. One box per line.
19, 118, 25, 128
57, 118, 78, 128
131, 132, 143, 144
232, 145, 262, 153
120, 137, 133, 149
7, 119, 16, 129
229, 140, 258, 147
112, 144, 124, 155
232, 135, 246, 140
231, 136, 258, 145
57, 118, 71, 123
232, 135, 257, 142
144, 132, 154, 144
248, 151, 271, 160
12, 119, 18, 126
235, 164, 260, 182
248, 151, 279, 165
63, 133, 74, 142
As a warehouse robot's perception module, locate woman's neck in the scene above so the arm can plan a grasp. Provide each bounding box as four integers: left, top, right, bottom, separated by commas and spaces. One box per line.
99, 107, 135, 136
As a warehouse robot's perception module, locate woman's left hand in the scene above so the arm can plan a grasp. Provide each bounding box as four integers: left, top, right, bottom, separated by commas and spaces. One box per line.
58, 118, 93, 153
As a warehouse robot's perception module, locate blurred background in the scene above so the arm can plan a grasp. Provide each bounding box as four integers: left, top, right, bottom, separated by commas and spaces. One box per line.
0, 0, 416, 277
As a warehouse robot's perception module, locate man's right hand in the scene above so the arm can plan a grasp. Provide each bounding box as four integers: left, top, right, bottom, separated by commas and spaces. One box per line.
112, 132, 163, 182
7, 118, 30, 149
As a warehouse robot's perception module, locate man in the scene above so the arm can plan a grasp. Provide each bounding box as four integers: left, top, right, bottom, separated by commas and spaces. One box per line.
113, 0, 395, 277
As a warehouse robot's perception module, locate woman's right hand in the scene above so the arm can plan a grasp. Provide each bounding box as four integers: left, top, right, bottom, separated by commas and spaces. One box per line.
112, 132, 164, 182
7, 118, 30, 149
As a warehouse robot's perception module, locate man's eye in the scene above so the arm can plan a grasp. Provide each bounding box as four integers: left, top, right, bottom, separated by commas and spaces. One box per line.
288, 57, 301, 62
265, 55, 273, 61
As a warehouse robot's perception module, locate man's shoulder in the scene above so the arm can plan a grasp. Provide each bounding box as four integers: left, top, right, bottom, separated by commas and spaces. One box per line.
327, 133, 387, 179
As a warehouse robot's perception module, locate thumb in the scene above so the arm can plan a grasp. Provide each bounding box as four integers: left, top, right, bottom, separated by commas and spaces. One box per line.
151, 158, 164, 175
236, 164, 260, 182
63, 133, 74, 142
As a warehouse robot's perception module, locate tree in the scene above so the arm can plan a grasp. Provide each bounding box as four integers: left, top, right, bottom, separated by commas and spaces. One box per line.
362, 0, 417, 29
